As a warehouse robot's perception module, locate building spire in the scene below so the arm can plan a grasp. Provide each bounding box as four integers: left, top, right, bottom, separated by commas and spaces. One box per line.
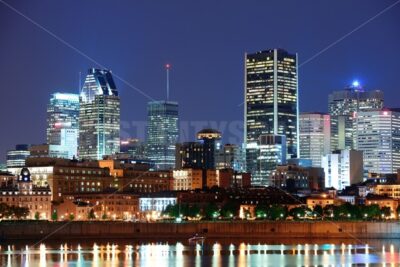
78, 71, 82, 93
165, 63, 171, 101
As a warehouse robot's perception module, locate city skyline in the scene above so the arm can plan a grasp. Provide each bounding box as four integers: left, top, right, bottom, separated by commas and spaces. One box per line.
1, 1, 399, 161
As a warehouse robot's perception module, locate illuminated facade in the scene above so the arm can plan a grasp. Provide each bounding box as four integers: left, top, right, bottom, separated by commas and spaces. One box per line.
355, 109, 400, 174
62, 192, 139, 221
7, 158, 116, 201
146, 101, 179, 170
173, 169, 203, 190
47, 93, 79, 159
329, 83, 383, 151
0, 168, 51, 220
78, 69, 120, 160
215, 144, 245, 172
244, 49, 298, 186
252, 134, 287, 186
139, 193, 177, 213
321, 149, 363, 190
299, 112, 330, 167
372, 184, 400, 199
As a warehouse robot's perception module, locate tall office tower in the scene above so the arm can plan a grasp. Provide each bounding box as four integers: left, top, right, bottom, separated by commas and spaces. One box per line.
78, 68, 120, 160
146, 101, 179, 170
321, 149, 363, 190
355, 109, 400, 174
244, 48, 298, 186
47, 93, 79, 159
299, 112, 330, 167
328, 81, 383, 150
6, 144, 30, 168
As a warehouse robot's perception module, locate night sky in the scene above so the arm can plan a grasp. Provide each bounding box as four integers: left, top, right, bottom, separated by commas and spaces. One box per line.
0, 1, 399, 161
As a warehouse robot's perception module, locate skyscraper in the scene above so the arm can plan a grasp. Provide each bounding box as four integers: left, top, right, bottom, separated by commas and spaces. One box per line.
47, 93, 79, 159
355, 108, 400, 174
146, 101, 179, 170
299, 112, 330, 167
244, 48, 298, 186
78, 68, 120, 160
328, 82, 383, 150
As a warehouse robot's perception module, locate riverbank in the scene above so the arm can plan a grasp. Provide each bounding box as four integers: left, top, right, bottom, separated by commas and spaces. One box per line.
1, 221, 400, 240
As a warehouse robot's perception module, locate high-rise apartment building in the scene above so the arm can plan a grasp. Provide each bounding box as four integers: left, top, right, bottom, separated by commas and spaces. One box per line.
328, 82, 383, 150
146, 101, 179, 170
175, 142, 204, 169
244, 48, 298, 186
355, 108, 400, 174
299, 112, 330, 167
47, 93, 79, 159
175, 129, 222, 170
78, 69, 120, 160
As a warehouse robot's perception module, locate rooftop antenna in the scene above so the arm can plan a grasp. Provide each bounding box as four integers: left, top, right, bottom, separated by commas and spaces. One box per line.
165, 63, 171, 101
78, 71, 82, 93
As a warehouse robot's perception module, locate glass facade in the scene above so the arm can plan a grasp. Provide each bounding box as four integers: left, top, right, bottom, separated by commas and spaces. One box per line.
244, 49, 298, 186
6, 144, 30, 168
78, 69, 120, 160
355, 109, 400, 174
299, 112, 330, 167
215, 144, 245, 172
328, 85, 383, 151
253, 134, 287, 186
47, 93, 79, 159
146, 101, 179, 170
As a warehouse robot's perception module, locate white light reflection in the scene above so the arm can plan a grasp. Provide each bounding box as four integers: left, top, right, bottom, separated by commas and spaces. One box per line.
212, 243, 221, 267
238, 243, 246, 267
39, 244, 46, 267
92, 243, 99, 267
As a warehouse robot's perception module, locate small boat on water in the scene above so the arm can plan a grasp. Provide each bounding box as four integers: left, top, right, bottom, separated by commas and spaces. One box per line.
188, 234, 205, 243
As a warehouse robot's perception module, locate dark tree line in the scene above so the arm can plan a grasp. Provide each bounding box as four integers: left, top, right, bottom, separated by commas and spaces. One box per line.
0, 203, 29, 219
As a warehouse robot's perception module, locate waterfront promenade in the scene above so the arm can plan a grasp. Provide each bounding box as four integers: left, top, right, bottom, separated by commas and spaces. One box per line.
1, 221, 400, 240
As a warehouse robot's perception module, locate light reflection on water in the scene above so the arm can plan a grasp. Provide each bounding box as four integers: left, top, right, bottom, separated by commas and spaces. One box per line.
0, 240, 399, 267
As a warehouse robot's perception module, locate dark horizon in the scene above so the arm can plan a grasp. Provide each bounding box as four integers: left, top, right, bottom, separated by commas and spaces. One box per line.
1, 1, 399, 161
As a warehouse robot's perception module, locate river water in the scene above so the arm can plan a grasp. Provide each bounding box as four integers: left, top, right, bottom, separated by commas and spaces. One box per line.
1, 238, 399, 266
